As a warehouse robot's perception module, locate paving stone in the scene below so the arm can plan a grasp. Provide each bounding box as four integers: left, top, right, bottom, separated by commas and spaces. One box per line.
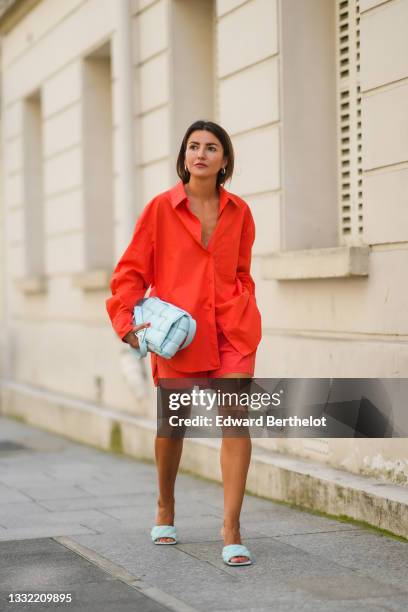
178, 536, 351, 579
357, 596, 408, 612
0, 501, 49, 518
1, 584, 167, 612
239, 512, 360, 538
16, 485, 95, 501
71, 531, 236, 587
75, 480, 158, 495
0, 472, 58, 487
0, 509, 117, 529
84, 520, 148, 535
0, 537, 113, 591
70, 531, 370, 612
2, 416, 408, 612
0, 524, 98, 541
210, 601, 408, 612
0, 485, 32, 504
38, 493, 152, 512
102, 500, 221, 522
44, 464, 155, 483
285, 574, 403, 600
277, 529, 408, 590
94, 467, 156, 479
0, 538, 167, 612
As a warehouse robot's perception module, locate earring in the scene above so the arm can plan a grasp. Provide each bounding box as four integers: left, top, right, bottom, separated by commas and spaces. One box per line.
184, 164, 189, 173
221, 167, 226, 175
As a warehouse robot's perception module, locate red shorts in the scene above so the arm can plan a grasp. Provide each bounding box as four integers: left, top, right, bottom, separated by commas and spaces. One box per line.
152, 322, 256, 387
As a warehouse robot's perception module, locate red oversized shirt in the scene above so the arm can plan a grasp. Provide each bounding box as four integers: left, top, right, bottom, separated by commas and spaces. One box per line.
105, 180, 262, 374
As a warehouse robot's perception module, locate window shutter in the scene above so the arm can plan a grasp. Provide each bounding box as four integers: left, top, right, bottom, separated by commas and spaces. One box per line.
337, 0, 363, 244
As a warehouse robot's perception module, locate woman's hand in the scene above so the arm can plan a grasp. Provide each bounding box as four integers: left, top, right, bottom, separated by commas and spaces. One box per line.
123, 323, 151, 349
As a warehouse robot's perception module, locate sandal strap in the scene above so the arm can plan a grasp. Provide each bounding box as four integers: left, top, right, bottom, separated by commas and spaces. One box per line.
222, 544, 251, 563
151, 525, 177, 541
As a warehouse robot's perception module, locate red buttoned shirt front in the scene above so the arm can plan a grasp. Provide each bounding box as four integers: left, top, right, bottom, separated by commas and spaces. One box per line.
105, 180, 262, 376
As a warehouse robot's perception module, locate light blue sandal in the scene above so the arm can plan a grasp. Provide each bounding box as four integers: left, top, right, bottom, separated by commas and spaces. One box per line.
151, 525, 178, 545
222, 544, 252, 566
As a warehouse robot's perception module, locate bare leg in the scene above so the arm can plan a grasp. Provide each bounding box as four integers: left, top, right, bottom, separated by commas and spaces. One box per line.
154, 437, 183, 542
219, 373, 252, 563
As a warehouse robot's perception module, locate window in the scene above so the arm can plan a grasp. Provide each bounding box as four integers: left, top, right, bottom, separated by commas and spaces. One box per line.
23, 90, 45, 279
280, 0, 364, 250
280, 0, 338, 250
169, 0, 215, 168
82, 41, 114, 270
263, 0, 368, 279
336, 0, 363, 244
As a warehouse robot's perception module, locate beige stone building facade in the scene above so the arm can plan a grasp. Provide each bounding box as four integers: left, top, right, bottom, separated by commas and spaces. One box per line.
0, 0, 407, 525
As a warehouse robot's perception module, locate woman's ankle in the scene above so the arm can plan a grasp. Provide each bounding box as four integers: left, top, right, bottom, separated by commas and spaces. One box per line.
156, 497, 175, 525
221, 524, 242, 546
223, 519, 240, 531
157, 497, 175, 510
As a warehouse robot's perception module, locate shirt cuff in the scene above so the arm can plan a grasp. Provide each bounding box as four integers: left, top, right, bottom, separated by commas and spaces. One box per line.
120, 324, 135, 343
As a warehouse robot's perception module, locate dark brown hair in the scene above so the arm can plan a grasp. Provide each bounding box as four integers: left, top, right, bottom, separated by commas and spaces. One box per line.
176, 120, 234, 187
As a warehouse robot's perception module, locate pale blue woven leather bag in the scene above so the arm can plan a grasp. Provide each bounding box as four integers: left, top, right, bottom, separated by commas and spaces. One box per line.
129, 297, 196, 359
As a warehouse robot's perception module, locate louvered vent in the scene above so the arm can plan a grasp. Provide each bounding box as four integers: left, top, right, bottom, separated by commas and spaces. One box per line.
337, 0, 363, 243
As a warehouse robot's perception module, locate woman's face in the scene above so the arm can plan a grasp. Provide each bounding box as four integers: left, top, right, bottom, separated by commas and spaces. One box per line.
184, 130, 226, 182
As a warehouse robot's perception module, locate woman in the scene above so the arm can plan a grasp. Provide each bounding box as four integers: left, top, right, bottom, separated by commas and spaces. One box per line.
106, 120, 262, 566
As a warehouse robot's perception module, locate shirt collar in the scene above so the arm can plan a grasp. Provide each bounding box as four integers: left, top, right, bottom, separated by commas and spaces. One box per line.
169, 180, 240, 213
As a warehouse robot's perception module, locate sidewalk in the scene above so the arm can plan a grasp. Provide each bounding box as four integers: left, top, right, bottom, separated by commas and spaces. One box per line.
0, 416, 407, 612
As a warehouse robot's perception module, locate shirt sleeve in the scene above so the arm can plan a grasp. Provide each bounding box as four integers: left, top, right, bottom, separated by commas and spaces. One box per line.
105, 200, 155, 342
237, 205, 256, 295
